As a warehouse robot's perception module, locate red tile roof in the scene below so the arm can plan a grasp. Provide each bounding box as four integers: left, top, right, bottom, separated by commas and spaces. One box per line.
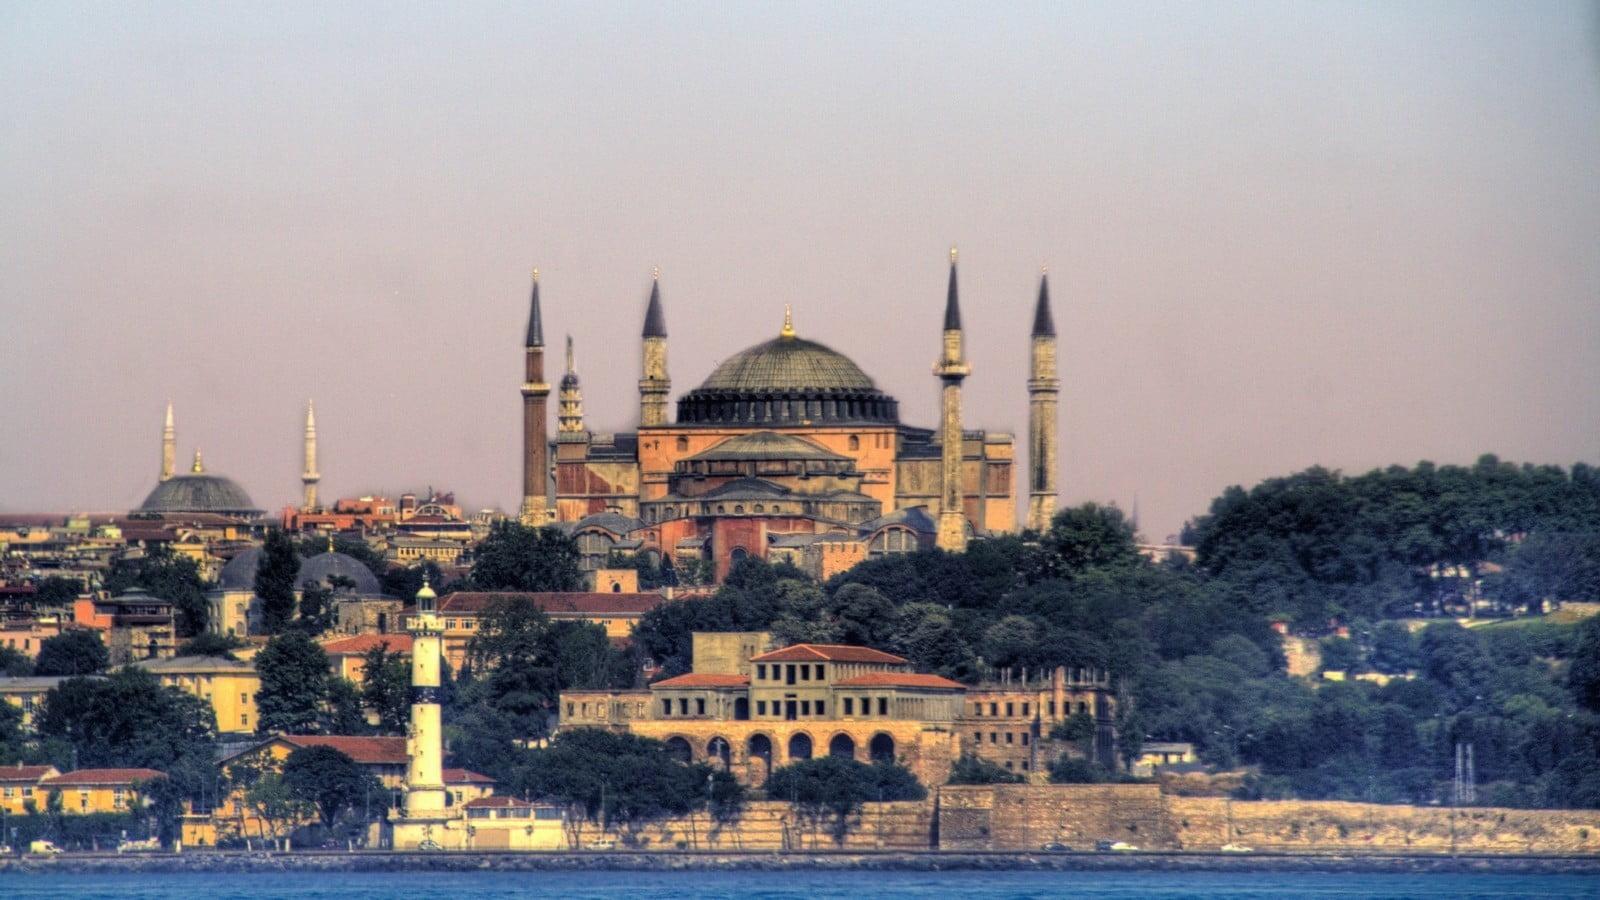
463, 795, 532, 809
322, 634, 414, 655
750, 644, 908, 664
442, 768, 495, 785
437, 592, 665, 617
834, 672, 966, 690
44, 768, 166, 786
282, 735, 407, 765
650, 673, 750, 689
0, 765, 57, 783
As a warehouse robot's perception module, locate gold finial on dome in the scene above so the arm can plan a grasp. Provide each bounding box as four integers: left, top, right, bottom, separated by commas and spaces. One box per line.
652, 265, 660, 281
950, 245, 958, 265
191, 449, 205, 473
531, 267, 539, 282
780, 304, 795, 340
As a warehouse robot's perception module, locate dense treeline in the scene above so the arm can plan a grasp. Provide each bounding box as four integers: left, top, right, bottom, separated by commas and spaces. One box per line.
1186, 456, 1600, 626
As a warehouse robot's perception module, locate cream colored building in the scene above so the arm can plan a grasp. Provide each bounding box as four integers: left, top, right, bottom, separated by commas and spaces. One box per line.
131, 655, 260, 735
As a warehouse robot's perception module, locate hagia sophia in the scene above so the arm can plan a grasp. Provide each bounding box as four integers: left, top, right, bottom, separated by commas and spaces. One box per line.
527, 250, 1061, 582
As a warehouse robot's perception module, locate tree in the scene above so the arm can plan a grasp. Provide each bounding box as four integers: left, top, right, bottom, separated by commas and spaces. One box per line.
764, 757, 925, 846
470, 521, 582, 592
255, 633, 330, 734
256, 530, 301, 634
0, 645, 32, 677
947, 754, 1023, 785
178, 632, 244, 659
1319, 637, 1362, 673
33, 630, 109, 676
32, 576, 82, 608
105, 544, 209, 637
280, 745, 381, 832
35, 669, 216, 777
239, 768, 310, 850
1048, 756, 1111, 784
359, 643, 411, 734
1570, 616, 1600, 713
295, 583, 335, 636
322, 677, 369, 735
1038, 503, 1141, 578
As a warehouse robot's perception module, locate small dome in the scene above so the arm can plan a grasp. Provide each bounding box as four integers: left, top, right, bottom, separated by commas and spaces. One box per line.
296, 551, 383, 596
138, 472, 261, 517
218, 547, 263, 590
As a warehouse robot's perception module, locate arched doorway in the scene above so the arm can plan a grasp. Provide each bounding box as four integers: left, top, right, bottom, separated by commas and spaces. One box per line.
788, 732, 813, 762
869, 733, 895, 764
734, 697, 750, 720
665, 736, 693, 763
828, 733, 856, 759
748, 734, 773, 782
707, 736, 732, 769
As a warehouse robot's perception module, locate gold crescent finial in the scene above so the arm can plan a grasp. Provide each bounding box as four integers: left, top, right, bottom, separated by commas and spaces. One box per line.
531, 267, 539, 282
1041, 264, 1048, 275
780, 304, 795, 339
191, 449, 204, 473
652, 266, 660, 281
950, 245, 958, 264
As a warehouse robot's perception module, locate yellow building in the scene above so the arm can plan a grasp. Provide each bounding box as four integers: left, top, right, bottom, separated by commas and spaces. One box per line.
0, 764, 59, 814
0, 675, 100, 731
41, 768, 164, 814
131, 654, 260, 735
398, 591, 664, 669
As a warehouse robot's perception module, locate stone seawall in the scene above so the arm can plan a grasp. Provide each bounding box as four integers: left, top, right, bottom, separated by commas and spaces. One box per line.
938, 786, 1600, 855
566, 800, 933, 851
6, 851, 1600, 876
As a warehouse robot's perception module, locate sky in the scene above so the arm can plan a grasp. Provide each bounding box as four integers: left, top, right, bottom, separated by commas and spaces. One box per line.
2, 2, 1597, 541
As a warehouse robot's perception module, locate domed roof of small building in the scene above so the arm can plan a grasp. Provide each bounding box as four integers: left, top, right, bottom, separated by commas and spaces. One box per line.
690, 431, 849, 463
296, 551, 383, 597
217, 547, 263, 591
137, 453, 261, 517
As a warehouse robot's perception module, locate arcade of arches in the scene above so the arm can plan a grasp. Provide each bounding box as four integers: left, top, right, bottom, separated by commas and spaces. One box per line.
611, 720, 943, 788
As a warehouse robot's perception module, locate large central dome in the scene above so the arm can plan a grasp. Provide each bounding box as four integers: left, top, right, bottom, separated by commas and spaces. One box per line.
677, 323, 899, 426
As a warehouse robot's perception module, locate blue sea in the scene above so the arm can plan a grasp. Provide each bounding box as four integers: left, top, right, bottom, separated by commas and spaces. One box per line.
0, 870, 1595, 899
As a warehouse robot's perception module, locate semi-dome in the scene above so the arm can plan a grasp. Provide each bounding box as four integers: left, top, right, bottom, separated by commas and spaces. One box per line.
676, 318, 899, 426
217, 547, 263, 591
296, 551, 384, 597
137, 452, 261, 517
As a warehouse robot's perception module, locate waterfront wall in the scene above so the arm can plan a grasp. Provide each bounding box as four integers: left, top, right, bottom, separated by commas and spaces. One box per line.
570, 800, 934, 852
936, 786, 1600, 855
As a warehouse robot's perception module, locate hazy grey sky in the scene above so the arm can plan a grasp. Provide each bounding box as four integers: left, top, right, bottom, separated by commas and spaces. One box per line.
3, 2, 1597, 540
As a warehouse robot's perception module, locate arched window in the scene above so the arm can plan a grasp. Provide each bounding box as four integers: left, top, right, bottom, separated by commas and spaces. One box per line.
676, 436, 689, 452
828, 734, 856, 759
734, 505, 744, 514
869, 733, 895, 764
788, 733, 813, 761
848, 435, 860, 451
665, 736, 693, 763
748, 734, 773, 781
707, 737, 731, 769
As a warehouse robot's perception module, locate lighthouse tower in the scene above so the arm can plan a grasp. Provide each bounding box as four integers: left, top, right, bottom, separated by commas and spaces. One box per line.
391, 578, 458, 849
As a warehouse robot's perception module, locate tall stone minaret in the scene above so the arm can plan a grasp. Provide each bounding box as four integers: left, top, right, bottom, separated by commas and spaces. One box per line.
520, 269, 550, 525
557, 335, 585, 438
934, 247, 971, 553
160, 402, 176, 482
301, 400, 321, 512
639, 269, 670, 427
404, 578, 446, 820
1026, 271, 1060, 532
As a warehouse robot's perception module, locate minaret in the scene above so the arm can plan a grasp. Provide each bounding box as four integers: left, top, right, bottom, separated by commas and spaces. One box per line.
639, 269, 670, 427
301, 400, 321, 512
160, 402, 176, 482
934, 247, 971, 552
557, 335, 586, 438
520, 269, 551, 525
1026, 271, 1060, 532
404, 578, 447, 820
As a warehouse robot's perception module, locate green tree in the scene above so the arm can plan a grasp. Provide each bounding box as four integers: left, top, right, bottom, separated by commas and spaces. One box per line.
280, 745, 382, 831
295, 583, 335, 636
255, 633, 330, 734
33, 630, 109, 676
105, 544, 209, 637
1570, 616, 1600, 713
1038, 502, 1141, 577
1048, 755, 1111, 784
242, 771, 309, 850
1319, 637, 1362, 673
322, 677, 369, 735
35, 669, 216, 777
359, 643, 411, 734
32, 576, 82, 608
178, 632, 244, 659
764, 757, 925, 846
0, 645, 32, 677
470, 521, 582, 592
256, 530, 301, 634
947, 754, 1023, 785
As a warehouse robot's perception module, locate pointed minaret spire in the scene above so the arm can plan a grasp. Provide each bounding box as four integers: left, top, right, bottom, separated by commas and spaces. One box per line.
565, 334, 575, 376
559, 334, 586, 438
302, 399, 321, 512
944, 245, 962, 331
160, 402, 176, 482
525, 268, 544, 348
1026, 268, 1061, 532
1032, 268, 1056, 337
639, 270, 671, 427
934, 247, 972, 553
520, 269, 551, 524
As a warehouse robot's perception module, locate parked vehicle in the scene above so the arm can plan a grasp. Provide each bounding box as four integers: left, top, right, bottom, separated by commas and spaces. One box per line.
584, 838, 617, 851
416, 839, 443, 851
29, 840, 63, 856
1095, 840, 1138, 852
1041, 842, 1073, 852
1219, 843, 1254, 853
117, 837, 162, 854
